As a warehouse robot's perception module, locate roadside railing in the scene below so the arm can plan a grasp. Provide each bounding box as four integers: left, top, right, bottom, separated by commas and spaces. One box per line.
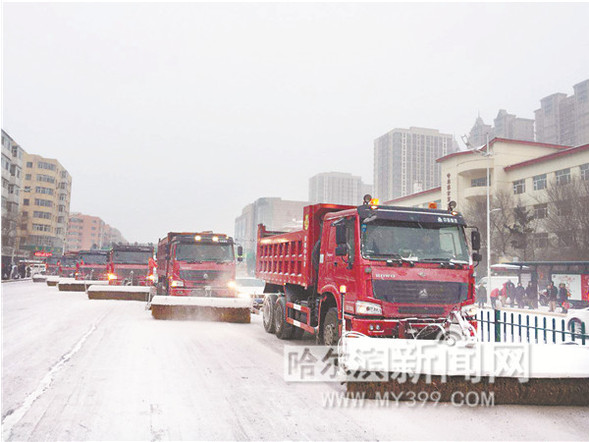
477, 309, 588, 346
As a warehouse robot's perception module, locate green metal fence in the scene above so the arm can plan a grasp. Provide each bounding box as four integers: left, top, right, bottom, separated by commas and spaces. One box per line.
477, 310, 588, 346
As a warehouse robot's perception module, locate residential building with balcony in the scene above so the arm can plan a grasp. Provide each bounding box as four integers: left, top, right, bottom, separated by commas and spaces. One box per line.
1, 130, 24, 262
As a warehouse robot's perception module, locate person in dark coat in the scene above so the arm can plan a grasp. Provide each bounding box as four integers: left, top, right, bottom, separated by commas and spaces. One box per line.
515, 282, 525, 308
476, 284, 487, 309
558, 283, 570, 313
525, 282, 537, 309
547, 281, 558, 312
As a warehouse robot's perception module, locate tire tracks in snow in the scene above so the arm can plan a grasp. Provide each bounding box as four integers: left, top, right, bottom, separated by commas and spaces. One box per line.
1, 313, 107, 441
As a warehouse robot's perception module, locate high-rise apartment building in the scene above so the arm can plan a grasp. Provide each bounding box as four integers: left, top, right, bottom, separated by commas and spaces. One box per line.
234, 197, 308, 274
18, 153, 72, 257
308, 172, 371, 205
374, 127, 458, 202
66, 213, 128, 252
1, 130, 24, 261
535, 79, 589, 146
467, 110, 534, 147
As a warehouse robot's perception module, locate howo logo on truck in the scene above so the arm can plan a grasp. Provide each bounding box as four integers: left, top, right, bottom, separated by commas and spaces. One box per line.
419, 288, 428, 299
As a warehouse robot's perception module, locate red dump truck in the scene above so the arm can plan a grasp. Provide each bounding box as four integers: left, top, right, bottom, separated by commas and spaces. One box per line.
257, 199, 481, 344
150, 232, 250, 321
75, 250, 109, 280
46, 252, 79, 277
107, 244, 155, 286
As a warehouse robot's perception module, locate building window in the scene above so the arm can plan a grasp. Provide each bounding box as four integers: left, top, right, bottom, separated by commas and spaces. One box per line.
470, 177, 489, 187
26, 162, 33, 168
32, 224, 52, 232
25, 174, 32, 180
513, 179, 525, 195
555, 201, 571, 216
23, 199, 30, 206
37, 174, 55, 184
533, 174, 547, 191
534, 233, 549, 249
35, 186, 54, 195
555, 168, 571, 186
581, 163, 589, 181
34, 198, 53, 208
533, 204, 548, 219
38, 161, 56, 171
33, 211, 52, 219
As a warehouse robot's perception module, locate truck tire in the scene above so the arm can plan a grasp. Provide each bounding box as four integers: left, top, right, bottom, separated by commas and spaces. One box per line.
263, 294, 277, 333
274, 297, 294, 340
323, 307, 340, 346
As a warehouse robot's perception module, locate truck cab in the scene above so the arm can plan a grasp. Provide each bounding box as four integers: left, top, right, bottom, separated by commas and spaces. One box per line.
157, 232, 243, 297
107, 244, 155, 286
76, 250, 109, 280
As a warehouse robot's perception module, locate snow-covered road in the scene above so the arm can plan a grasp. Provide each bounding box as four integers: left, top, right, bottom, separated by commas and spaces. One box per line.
2, 281, 588, 441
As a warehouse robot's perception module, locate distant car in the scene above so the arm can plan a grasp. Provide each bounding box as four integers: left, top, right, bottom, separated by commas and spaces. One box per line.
566, 307, 589, 337
235, 277, 265, 311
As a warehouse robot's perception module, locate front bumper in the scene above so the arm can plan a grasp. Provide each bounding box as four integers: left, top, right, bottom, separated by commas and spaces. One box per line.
168, 286, 237, 297
349, 316, 448, 338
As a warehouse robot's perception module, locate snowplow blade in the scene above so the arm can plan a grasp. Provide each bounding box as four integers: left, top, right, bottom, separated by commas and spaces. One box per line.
46, 276, 60, 287
150, 295, 251, 323
87, 285, 154, 301
32, 274, 47, 283
57, 278, 109, 292
342, 338, 589, 406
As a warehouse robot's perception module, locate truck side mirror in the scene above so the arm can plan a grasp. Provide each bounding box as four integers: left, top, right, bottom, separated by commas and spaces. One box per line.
335, 244, 348, 256
472, 252, 482, 262
335, 223, 346, 246
471, 230, 481, 251
237, 245, 243, 256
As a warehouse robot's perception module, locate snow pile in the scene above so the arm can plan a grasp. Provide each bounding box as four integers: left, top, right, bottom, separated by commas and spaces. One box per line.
46, 276, 60, 283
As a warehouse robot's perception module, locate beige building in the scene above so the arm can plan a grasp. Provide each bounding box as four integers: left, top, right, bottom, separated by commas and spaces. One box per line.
385, 137, 589, 264
18, 153, 72, 257
2, 130, 24, 261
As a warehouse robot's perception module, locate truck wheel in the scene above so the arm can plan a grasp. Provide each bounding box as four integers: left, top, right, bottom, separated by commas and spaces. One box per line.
274, 297, 294, 340
263, 294, 277, 333
323, 307, 340, 346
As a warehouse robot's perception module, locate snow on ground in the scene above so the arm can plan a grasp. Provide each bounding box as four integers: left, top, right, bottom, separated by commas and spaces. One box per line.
2, 281, 589, 441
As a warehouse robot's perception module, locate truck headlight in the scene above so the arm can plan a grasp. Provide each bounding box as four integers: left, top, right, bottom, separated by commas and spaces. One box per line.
107, 273, 117, 281
355, 301, 382, 315
227, 280, 237, 289
170, 280, 184, 288
461, 305, 478, 317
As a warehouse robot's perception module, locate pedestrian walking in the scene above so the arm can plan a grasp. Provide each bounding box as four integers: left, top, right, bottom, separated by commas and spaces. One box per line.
515, 282, 525, 308
558, 283, 570, 313
525, 281, 537, 309
477, 284, 487, 309
490, 287, 499, 309
547, 281, 558, 312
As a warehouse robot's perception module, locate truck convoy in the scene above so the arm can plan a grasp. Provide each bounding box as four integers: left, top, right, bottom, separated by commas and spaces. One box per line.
149, 232, 251, 322
75, 250, 110, 281
257, 198, 481, 344
107, 244, 155, 286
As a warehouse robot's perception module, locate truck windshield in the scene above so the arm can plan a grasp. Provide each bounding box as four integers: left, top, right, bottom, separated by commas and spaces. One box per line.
361, 220, 469, 262
176, 243, 234, 263
80, 254, 108, 265
61, 257, 78, 266
112, 251, 152, 264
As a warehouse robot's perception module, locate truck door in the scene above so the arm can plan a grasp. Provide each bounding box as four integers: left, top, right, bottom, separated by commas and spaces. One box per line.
323, 217, 357, 315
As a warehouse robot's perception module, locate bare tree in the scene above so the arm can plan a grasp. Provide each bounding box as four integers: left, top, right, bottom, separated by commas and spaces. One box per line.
539, 176, 589, 260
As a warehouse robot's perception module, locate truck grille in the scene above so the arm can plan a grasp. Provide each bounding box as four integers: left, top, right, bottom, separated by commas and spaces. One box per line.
117, 268, 147, 278
179, 270, 229, 283
372, 280, 468, 305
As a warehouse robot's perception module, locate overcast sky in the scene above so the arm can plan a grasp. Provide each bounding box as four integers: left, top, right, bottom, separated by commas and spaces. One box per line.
3, 2, 589, 243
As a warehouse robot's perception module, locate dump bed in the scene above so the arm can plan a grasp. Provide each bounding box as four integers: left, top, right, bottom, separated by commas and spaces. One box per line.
256, 203, 353, 289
